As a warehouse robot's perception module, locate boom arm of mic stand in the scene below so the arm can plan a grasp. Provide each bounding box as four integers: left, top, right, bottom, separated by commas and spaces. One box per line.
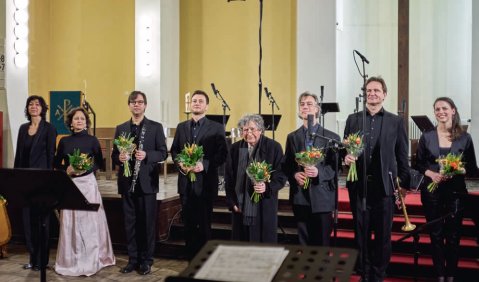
215, 91, 231, 111
268, 95, 280, 110
310, 134, 344, 150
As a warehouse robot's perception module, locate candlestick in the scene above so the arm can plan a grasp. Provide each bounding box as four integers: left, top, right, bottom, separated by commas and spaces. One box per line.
185, 92, 191, 113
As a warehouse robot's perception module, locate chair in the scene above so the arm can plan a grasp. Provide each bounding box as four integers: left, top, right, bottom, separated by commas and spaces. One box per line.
161, 127, 176, 183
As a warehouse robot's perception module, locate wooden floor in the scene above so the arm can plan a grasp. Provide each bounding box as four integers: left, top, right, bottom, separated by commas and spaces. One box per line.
0, 243, 188, 282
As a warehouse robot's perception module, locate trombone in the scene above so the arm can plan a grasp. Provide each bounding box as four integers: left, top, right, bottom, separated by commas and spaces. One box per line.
389, 172, 416, 232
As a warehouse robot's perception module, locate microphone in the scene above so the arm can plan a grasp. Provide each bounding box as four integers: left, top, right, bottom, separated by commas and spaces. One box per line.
355, 97, 359, 113
402, 100, 407, 113
307, 114, 315, 139
320, 85, 324, 100
264, 87, 270, 98
354, 50, 370, 64
211, 83, 218, 97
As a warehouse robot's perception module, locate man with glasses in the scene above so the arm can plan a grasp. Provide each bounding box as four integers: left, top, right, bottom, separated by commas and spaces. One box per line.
170, 90, 227, 259
225, 114, 286, 243
283, 91, 340, 246
112, 91, 167, 275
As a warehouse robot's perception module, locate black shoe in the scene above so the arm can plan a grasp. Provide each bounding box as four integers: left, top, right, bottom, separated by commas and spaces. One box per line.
23, 263, 32, 270
32, 265, 40, 271
120, 263, 136, 273
139, 263, 151, 275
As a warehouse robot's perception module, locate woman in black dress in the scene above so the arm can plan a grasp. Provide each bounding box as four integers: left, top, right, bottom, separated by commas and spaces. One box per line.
53, 107, 115, 276
14, 95, 57, 270
415, 97, 478, 282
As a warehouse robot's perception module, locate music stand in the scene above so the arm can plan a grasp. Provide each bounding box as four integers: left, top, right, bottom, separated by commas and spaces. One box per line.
167, 240, 357, 282
0, 168, 100, 282
411, 115, 435, 133
320, 102, 340, 114
206, 114, 230, 127
319, 102, 340, 130
260, 114, 282, 141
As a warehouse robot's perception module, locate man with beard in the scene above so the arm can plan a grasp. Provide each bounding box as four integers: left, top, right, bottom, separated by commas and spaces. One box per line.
112, 91, 167, 275
171, 90, 227, 259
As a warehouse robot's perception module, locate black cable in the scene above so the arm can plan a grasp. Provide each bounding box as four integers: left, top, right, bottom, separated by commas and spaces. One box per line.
258, 0, 263, 114
158, 208, 182, 243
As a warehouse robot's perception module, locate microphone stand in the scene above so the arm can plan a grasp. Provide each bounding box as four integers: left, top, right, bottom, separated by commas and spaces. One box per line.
258, 0, 264, 114
319, 85, 324, 128
213, 87, 231, 130
265, 87, 280, 140
310, 133, 344, 246
355, 51, 369, 281
396, 210, 460, 282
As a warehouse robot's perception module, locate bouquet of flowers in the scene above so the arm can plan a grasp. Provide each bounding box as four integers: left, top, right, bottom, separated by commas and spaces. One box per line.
246, 160, 273, 203
295, 147, 324, 189
68, 148, 94, 175
427, 153, 466, 192
175, 143, 204, 182
343, 132, 364, 182
113, 132, 136, 177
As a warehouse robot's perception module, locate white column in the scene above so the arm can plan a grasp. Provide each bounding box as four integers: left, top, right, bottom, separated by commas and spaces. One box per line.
135, 0, 179, 128
296, 0, 337, 132
471, 0, 479, 161
5, 0, 29, 165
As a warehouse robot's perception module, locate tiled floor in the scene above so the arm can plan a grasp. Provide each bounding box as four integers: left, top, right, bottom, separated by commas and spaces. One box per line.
0, 243, 188, 282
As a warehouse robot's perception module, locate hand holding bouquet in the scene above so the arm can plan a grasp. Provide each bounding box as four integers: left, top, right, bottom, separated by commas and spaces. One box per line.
246, 160, 273, 203
343, 132, 364, 182
295, 147, 324, 189
113, 132, 136, 177
68, 148, 94, 175
175, 143, 204, 182
427, 153, 466, 192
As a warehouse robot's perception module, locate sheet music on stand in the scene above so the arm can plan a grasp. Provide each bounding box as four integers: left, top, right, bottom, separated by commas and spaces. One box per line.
194, 245, 289, 282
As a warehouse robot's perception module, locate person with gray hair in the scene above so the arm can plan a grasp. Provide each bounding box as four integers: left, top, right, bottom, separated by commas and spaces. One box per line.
283, 91, 340, 246
225, 114, 287, 243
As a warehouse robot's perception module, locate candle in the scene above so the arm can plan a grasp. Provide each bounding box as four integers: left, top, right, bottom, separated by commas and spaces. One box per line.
185, 92, 190, 113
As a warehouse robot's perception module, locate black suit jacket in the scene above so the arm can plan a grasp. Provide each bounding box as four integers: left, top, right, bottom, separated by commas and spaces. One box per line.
112, 118, 168, 194
14, 120, 57, 169
283, 125, 340, 213
225, 136, 287, 209
343, 110, 410, 196
415, 129, 478, 191
170, 118, 227, 199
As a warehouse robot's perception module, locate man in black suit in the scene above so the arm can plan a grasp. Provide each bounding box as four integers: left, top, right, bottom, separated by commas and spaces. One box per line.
170, 90, 227, 258
343, 76, 409, 282
284, 91, 340, 246
112, 91, 167, 275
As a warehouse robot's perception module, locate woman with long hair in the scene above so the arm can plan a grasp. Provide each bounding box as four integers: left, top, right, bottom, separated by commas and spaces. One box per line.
416, 97, 478, 282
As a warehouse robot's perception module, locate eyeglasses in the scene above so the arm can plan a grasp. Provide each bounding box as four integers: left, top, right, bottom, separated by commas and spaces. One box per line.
241, 127, 260, 134
129, 100, 145, 105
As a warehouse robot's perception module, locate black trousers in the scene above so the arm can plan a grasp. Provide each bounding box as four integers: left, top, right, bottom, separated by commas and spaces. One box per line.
180, 191, 213, 259
293, 205, 333, 246
22, 207, 51, 267
421, 188, 464, 278
349, 182, 394, 282
121, 191, 157, 265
